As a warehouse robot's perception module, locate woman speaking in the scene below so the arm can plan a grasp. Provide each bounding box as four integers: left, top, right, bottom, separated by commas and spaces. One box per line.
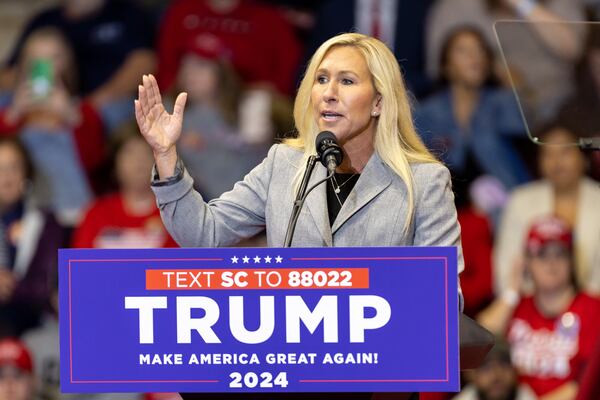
135, 32, 464, 279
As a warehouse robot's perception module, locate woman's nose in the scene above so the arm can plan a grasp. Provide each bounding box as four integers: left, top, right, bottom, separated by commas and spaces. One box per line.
322, 82, 338, 102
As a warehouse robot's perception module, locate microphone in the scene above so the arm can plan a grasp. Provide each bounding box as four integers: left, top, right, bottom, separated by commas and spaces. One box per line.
283, 132, 342, 247
315, 131, 343, 174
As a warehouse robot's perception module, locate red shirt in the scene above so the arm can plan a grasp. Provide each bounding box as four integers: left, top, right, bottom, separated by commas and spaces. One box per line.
72, 193, 177, 249
157, 0, 301, 95
508, 293, 600, 396
457, 207, 493, 316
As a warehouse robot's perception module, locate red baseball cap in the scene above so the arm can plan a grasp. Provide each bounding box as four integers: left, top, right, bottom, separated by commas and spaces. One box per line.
0, 338, 33, 373
526, 216, 573, 256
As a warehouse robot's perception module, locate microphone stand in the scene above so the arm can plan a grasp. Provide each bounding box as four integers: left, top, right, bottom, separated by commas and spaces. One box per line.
283, 155, 335, 247
284, 156, 317, 247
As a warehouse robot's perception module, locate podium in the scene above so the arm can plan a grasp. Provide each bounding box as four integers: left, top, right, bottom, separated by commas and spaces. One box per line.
59, 247, 493, 396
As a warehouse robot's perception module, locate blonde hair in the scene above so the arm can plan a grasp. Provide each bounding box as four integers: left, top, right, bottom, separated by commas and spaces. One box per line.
284, 33, 439, 230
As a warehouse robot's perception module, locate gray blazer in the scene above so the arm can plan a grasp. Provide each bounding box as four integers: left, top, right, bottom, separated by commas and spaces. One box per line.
151, 143, 464, 276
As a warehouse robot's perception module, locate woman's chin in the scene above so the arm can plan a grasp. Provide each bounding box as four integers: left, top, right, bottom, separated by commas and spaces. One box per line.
316, 125, 346, 139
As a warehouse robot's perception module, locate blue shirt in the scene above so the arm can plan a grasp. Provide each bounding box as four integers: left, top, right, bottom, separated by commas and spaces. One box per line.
415, 88, 530, 189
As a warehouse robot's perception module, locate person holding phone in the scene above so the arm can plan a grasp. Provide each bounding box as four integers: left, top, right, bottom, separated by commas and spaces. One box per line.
0, 27, 104, 226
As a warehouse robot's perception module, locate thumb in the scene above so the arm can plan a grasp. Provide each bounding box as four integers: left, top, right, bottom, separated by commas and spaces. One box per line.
173, 92, 188, 121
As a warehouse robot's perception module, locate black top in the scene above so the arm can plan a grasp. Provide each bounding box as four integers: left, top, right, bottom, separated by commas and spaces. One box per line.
0, 200, 24, 269
451, 148, 483, 208
326, 172, 360, 226
7, 0, 154, 94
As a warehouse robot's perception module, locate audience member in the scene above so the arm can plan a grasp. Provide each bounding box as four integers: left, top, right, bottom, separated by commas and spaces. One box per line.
0, 0, 156, 130
0, 137, 65, 336
262, 0, 320, 42
426, 0, 586, 124
307, 0, 433, 97
0, 338, 34, 400
22, 274, 140, 400
157, 0, 301, 96
415, 27, 529, 206
72, 125, 175, 249
494, 122, 600, 295
452, 339, 535, 400
173, 34, 271, 199
479, 216, 600, 400
0, 28, 104, 225
558, 29, 600, 138
22, 279, 59, 400
557, 28, 600, 180
457, 207, 494, 317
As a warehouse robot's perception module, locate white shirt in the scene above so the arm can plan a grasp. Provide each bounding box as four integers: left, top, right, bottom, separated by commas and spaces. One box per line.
355, 0, 398, 50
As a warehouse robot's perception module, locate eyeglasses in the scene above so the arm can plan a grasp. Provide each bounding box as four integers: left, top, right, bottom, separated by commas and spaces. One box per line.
529, 244, 570, 261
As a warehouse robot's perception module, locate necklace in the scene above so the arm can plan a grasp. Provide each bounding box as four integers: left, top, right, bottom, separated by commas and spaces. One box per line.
330, 173, 358, 208
332, 173, 357, 194
330, 179, 344, 207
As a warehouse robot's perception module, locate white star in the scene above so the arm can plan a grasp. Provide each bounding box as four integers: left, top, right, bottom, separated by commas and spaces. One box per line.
242, 256, 250, 264
275, 255, 283, 263
253, 256, 261, 263
231, 256, 239, 264
264, 256, 272, 263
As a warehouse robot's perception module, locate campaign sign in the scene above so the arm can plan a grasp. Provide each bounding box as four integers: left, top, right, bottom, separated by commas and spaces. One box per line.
59, 246, 459, 393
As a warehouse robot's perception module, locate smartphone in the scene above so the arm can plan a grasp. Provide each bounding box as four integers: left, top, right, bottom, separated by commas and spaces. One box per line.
30, 59, 53, 99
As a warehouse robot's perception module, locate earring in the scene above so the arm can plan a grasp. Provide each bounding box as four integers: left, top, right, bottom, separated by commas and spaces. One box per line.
372, 111, 379, 117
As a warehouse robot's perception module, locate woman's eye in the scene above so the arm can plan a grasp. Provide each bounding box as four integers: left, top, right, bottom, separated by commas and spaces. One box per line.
341, 78, 354, 85
317, 75, 328, 84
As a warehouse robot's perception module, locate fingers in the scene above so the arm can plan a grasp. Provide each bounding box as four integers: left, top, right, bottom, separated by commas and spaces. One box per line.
143, 74, 158, 111
173, 92, 188, 121
142, 75, 152, 108
134, 99, 146, 133
138, 83, 150, 116
148, 74, 162, 106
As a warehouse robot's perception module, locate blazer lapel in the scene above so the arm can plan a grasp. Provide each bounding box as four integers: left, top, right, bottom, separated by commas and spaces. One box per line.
305, 164, 333, 246
332, 152, 392, 235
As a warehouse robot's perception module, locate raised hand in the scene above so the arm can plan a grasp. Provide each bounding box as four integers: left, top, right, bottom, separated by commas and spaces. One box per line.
135, 74, 188, 154
134, 74, 187, 178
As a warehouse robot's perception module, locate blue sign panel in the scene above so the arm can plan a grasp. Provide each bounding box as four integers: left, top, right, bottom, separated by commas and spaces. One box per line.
59, 247, 459, 393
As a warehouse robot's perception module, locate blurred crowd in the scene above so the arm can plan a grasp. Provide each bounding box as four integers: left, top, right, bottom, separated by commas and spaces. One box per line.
0, 0, 599, 399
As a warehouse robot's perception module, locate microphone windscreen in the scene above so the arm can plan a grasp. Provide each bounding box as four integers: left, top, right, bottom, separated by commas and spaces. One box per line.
315, 131, 343, 168
315, 131, 337, 157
